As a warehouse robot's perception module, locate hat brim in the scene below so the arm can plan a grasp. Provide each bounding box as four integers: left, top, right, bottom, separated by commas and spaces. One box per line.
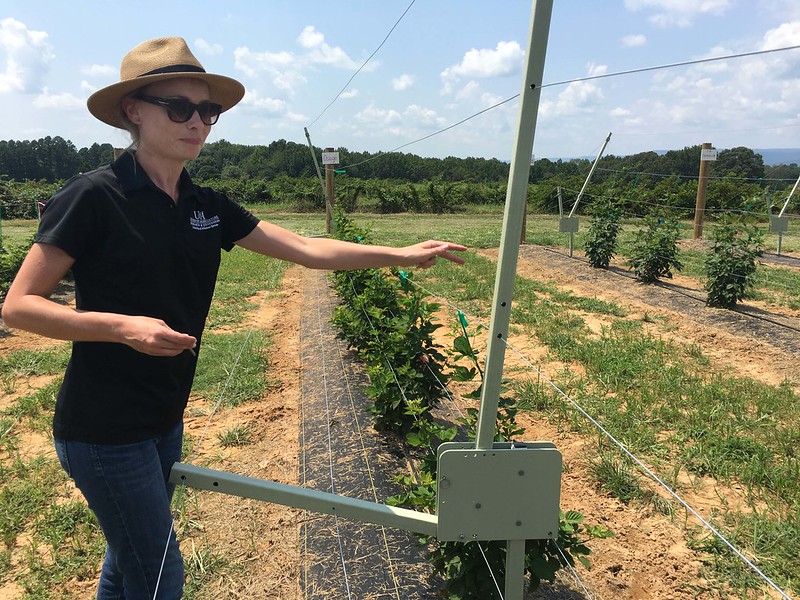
87, 72, 245, 129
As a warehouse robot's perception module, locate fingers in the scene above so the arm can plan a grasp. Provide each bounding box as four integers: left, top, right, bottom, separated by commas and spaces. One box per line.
120, 316, 197, 356
416, 241, 467, 267
421, 240, 467, 253
416, 255, 438, 269
148, 331, 197, 356
437, 249, 466, 265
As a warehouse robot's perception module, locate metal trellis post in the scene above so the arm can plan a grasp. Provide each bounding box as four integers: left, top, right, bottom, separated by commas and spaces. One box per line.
771, 171, 799, 255
304, 127, 336, 234
568, 131, 612, 218
473, 1, 554, 598
170, 5, 561, 600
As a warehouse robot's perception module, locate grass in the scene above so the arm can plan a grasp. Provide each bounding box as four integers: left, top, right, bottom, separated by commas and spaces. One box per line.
217, 425, 253, 447
192, 331, 272, 408
349, 214, 799, 596
1, 209, 798, 597
0, 231, 287, 599
206, 245, 290, 329
0, 345, 70, 394
0, 219, 38, 246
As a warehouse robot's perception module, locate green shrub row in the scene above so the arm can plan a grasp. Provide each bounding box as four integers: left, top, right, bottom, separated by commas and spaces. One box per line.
330, 211, 450, 432
329, 211, 611, 598
584, 208, 762, 307
0, 180, 60, 220
0, 237, 32, 297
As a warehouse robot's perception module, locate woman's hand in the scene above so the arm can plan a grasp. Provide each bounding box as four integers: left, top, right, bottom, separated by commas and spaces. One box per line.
116, 316, 197, 357
401, 240, 467, 269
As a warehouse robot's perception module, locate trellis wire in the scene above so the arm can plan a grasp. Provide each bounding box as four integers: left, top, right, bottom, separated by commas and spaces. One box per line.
325, 277, 404, 599
307, 0, 417, 128
337, 44, 800, 171
154, 327, 259, 599
476, 542, 506, 600
552, 540, 595, 600
313, 284, 355, 599
399, 274, 794, 600
340, 270, 508, 590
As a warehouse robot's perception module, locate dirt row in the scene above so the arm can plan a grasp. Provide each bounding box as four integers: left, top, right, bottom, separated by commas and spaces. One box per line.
1, 241, 798, 598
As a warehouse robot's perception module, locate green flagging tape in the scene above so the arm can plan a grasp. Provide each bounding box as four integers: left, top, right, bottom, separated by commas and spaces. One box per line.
355, 235, 363, 243
457, 310, 470, 339
397, 270, 411, 292
334, 169, 346, 174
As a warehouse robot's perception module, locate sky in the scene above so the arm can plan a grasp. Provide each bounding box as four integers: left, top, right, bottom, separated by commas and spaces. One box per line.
0, 0, 799, 162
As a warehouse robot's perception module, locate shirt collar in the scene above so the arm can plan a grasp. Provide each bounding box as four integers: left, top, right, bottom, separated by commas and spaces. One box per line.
111, 150, 198, 202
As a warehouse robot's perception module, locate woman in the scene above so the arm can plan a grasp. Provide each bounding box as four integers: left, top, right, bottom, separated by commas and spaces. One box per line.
2, 37, 465, 599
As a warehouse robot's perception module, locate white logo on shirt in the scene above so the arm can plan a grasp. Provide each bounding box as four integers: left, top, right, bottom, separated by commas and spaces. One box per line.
190, 210, 220, 231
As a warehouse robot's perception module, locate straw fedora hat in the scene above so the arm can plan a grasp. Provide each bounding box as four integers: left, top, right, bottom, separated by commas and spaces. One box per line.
87, 36, 245, 129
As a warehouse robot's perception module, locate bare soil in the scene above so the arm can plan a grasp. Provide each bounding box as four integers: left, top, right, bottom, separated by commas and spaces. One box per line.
1, 242, 798, 599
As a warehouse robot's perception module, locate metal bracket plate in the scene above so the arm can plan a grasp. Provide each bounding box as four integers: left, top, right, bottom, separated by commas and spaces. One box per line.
769, 215, 789, 233
559, 216, 579, 233
436, 442, 561, 542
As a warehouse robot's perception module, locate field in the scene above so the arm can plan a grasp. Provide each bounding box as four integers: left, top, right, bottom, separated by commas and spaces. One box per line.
1, 210, 799, 599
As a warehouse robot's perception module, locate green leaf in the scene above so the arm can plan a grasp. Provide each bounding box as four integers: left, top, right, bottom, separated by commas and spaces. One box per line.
453, 336, 474, 356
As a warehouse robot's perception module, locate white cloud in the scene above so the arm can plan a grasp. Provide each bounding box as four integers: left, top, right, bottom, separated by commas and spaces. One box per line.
340, 88, 359, 99
33, 88, 83, 109
456, 80, 480, 100
759, 0, 800, 21
761, 20, 800, 50
242, 90, 286, 112
404, 104, 445, 128
609, 18, 800, 149
0, 17, 53, 94
392, 74, 414, 91
587, 63, 608, 77
559, 81, 605, 110
621, 34, 647, 47
539, 63, 605, 119
296, 26, 360, 69
272, 70, 308, 92
297, 26, 325, 49
82, 64, 115, 77
441, 40, 524, 84
479, 91, 504, 107
284, 111, 307, 123
355, 104, 402, 126
234, 26, 364, 95
194, 38, 223, 56
352, 103, 447, 136
624, 0, 732, 27
234, 47, 293, 78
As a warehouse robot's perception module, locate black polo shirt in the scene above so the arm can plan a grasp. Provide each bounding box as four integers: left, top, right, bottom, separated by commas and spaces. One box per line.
35, 151, 259, 444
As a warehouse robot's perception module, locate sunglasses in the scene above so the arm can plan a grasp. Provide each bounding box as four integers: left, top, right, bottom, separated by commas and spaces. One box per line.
135, 94, 223, 126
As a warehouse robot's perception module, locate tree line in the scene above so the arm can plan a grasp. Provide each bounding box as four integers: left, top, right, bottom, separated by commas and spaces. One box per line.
0, 136, 798, 219
2, 135, 798, 185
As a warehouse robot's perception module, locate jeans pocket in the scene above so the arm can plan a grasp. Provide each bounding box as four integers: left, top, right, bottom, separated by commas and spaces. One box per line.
53, 438, 71, 477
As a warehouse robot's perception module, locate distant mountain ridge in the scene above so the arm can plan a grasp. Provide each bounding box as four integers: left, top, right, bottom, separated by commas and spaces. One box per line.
545, 148, 800, 166
753, 148, 800, 166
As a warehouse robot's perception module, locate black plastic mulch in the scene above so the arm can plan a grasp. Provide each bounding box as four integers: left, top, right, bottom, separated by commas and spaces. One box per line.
297, 268, 597, 600
299, 268, 441, 600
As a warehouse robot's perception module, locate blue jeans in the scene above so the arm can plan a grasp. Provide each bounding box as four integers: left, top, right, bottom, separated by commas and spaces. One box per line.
54, 422, 184, 599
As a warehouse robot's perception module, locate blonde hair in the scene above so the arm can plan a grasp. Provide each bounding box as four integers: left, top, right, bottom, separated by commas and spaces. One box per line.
119, 92, 141, 150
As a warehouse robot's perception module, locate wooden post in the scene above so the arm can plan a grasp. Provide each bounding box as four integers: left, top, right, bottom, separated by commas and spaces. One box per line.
693, 142, 712, 239
324, 147, 335, 235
